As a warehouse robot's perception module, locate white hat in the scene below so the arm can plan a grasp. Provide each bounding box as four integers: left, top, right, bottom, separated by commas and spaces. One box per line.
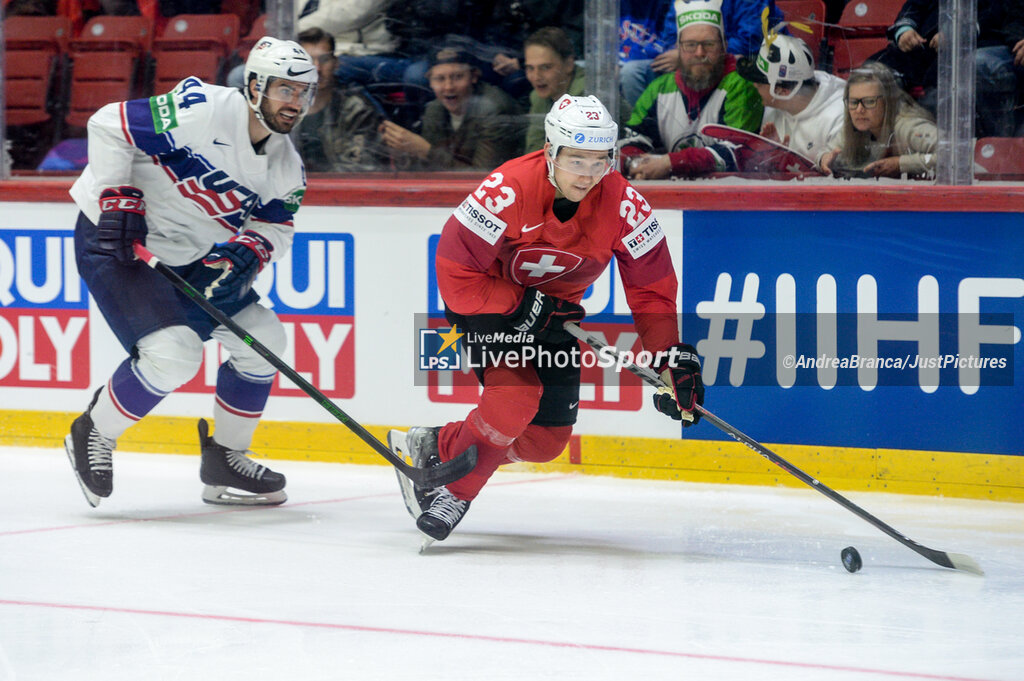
675, 0, 724, 36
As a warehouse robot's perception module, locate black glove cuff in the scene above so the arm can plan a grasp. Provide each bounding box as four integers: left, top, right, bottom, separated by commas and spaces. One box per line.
655, 343, 701, 374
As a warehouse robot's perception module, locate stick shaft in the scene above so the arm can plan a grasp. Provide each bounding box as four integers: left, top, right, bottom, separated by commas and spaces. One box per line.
131, 242, 475, 486
563, 322, 981, 574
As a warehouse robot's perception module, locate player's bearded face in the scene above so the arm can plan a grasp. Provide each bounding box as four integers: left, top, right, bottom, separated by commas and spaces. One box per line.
258, 78, 314, 133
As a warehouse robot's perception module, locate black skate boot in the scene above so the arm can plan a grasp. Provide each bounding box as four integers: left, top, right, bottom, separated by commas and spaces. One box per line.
198, 419, 286, 506
390, 426, 443, 519
417, 486, 471, 541
64, 387, 115, 507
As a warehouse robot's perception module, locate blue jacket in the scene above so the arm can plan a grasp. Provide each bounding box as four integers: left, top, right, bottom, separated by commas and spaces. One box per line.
620, 0, 676, 62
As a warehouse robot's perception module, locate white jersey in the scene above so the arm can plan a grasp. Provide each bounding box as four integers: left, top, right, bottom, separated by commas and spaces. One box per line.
762, 71, 846, 167
70, 78, 305, 266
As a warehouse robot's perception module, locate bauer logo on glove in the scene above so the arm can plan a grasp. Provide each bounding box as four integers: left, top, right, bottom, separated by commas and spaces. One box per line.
653, 343, 705, 426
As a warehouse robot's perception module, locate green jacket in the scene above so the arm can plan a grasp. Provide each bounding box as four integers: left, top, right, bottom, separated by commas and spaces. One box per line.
422, 82, 522, 170
625, 58, 762, 153
524, 67, 587, 153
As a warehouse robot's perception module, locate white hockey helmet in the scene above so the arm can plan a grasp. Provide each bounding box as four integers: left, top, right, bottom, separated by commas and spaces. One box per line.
544, 94, 618, 186
754, 33, 815, 100
244, 36, 318, 124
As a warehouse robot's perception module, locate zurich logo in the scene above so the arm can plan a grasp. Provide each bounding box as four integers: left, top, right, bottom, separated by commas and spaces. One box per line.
573, 133, 585, 143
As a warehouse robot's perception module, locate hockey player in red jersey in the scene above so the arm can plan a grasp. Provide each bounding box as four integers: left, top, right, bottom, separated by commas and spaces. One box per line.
395, 94, 705, 542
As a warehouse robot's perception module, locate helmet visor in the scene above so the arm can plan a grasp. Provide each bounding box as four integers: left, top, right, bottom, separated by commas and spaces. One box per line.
552, 153, 614, 177
264, 78, 317, 110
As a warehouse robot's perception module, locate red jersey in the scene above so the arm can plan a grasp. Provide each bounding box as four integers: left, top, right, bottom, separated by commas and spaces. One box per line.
436, 151, 680, 354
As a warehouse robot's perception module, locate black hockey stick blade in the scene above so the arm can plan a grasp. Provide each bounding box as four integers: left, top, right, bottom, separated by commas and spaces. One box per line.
133, 242, 476, 488
563, 322, 984, 576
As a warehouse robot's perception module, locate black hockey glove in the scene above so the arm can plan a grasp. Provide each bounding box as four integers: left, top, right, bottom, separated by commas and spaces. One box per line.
97, 185, 147, 264
199, 231, 273, 304
652, 343, 704, 426
505, 287, 584, 344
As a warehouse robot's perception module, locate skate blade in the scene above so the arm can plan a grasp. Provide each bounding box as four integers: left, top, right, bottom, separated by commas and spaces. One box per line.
64, 435, 101, 508
419, 535, 435, 554
388, 430, 421, 520
201, 485, 287, 506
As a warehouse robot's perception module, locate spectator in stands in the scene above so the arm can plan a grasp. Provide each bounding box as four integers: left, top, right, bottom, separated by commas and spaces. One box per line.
522, 27, 586, 153
620, 0, 763, 180
875, 0, 1021, 137
620, 0, 784, 107
522, 26, 632, 153
294, 27, 388, 172
737, 32, 845, 171
820, 62, 937, 179
378, 47, 522, 170
376, 1, 583, 102
296, 0, 404, 85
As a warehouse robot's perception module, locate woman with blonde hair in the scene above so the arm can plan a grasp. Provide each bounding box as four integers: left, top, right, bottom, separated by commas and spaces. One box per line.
821, 61, 937, 178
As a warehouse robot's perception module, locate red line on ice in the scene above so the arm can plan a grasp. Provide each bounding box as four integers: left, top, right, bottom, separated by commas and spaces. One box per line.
0, 598, 998, 681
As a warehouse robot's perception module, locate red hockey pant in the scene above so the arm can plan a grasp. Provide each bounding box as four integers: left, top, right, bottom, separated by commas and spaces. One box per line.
437, 364, 572, 501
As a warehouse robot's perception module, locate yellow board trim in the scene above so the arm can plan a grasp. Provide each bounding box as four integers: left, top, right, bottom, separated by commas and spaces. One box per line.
11, 411, 1023, 502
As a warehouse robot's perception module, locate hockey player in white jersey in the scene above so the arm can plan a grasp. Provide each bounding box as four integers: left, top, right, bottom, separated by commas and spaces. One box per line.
64, 37, 317, 507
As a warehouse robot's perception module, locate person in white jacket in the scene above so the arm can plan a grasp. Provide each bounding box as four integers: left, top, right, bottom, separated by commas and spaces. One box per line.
64, 38, 316, 509
736, 33, 845, 172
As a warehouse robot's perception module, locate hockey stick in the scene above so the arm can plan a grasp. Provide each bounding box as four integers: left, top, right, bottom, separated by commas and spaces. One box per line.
132, 242, 476, 488
564, 322, 983, 576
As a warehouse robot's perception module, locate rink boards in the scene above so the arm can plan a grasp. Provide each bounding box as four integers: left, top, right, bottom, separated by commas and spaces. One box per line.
0, 186, 1021, 501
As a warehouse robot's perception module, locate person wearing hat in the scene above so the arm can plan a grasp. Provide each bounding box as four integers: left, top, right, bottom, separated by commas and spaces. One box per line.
736, 31, 846, 172
620, 0, 785, 108
620, 0, 764, 180
378, 46, 522, 170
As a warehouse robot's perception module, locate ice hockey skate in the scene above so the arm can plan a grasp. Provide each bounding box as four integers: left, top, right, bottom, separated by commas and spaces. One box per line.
198, 419, 287, 506
389, 426, 471, 549
417, 485, 471, 541
389, 426, 442, 519
64, 388, 115, 507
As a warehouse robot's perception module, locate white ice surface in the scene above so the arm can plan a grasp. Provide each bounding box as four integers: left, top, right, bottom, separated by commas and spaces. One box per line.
1, 446, 1021, 681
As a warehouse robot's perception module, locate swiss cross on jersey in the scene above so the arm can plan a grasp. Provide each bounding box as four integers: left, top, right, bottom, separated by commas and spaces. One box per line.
509, 247, 583, 286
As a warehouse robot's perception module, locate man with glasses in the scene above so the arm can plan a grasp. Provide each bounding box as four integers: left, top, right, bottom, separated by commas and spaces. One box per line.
620, 0, 763, 180
293, 26, 388, 171
736, 32, 845, 172
392, 94, 705, 543
64, 37, 316, 508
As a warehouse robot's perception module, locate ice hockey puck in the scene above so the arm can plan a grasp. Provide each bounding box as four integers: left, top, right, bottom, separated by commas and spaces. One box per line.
841, 546, 862, 573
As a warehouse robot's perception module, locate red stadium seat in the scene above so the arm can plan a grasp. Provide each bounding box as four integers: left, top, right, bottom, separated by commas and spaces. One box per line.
236, 13, 267, 62
777, 0, 826, 63
831, 36, 889, 78
975, 138, 1024, 177
65, 17, 155, 129
838, 0, 902, 36
153, 50, 223, 92
153, 13, 240, 59
3, 16, 72, 126
71, 15, 154, 56
151, 13, 240, 90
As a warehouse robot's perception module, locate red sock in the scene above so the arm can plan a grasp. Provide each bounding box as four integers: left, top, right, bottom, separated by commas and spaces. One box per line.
438, 365, 543, 501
